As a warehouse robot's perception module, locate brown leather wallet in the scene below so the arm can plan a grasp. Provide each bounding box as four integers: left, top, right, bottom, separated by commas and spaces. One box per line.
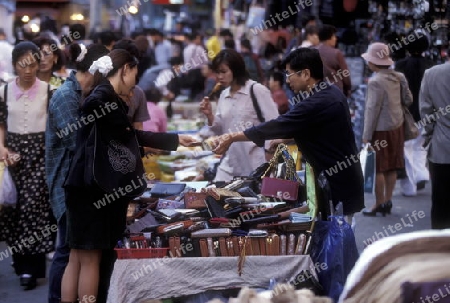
169, 237, 176, 257
295, 234, 307, 255
266, 234, 280, 255
199, 239, 208, 257
184, 192, 208, 209
226, 237, 234, 256
157, 220, 194, 235
201, 188, 241, 201
280, 234, 287, 255
259, 237, 267, 256
250, 238, 260, 255
219, 237, 228, 257
232, 236, 240, 256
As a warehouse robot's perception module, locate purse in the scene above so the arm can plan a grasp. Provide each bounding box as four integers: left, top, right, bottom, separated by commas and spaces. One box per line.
395, 72, 419, 141
191, 228, 232, 238
90, 122, 147, 199
184, 192, 207, 209
150, 183, 186, 198
260, 144, 303, 202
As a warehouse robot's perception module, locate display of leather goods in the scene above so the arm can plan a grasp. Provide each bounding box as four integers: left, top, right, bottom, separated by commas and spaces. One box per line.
89, 123, 147, 199
184, 192, 208, 209
150, 183, 186, 198
201, 187, 242, 201
191, 228, 232, 238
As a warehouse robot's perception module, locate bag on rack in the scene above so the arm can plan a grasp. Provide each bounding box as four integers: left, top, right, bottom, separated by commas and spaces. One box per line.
260, 144, 304, 203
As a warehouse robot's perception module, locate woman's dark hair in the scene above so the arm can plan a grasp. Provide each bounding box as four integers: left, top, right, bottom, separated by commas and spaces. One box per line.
271, 71, 285, 86
240, 39, 253, 53
69, 23, 85, 41
69, 43, 109, 73
99, 31, 117, 47
90, 49, 139, 90
281, 48, 324, 80
318, 24, 337, 42
113, 39, 140, 59
224, 39, 236, 50
212, 49, 249, 86
32, 36, 64, 71
12, 41, 41, 67
145, 87, 162, 103
304, 25, 318, 39
406, 32, 430, 55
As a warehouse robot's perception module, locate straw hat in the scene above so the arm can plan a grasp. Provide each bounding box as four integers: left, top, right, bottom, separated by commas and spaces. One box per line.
361, 42, 394, 66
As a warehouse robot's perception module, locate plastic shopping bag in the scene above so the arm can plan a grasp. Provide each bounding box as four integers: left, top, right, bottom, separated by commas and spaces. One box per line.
360, 144, 376, 194
0, 163, 17, 207
309, 216, 359, 303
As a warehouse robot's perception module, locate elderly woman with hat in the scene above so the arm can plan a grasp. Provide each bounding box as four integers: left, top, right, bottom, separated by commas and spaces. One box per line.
361, 42, 413, 216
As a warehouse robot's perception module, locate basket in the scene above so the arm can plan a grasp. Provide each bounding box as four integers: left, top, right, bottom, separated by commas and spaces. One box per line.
115, 247, 169, 259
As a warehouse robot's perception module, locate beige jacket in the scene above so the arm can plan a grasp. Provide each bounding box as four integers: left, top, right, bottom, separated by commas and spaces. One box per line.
363, 69, 413, 141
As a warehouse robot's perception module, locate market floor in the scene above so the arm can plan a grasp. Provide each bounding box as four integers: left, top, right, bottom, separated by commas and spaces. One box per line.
0, 182, 432, 303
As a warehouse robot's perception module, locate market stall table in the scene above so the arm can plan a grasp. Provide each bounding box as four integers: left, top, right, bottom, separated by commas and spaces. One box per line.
107, 255, 318, 303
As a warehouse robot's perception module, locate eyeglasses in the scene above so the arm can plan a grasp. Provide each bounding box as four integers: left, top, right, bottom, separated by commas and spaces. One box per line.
285, 70, 304, 79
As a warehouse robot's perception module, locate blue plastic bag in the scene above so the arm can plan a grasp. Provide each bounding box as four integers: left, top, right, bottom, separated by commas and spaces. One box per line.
309, 216, 359, 302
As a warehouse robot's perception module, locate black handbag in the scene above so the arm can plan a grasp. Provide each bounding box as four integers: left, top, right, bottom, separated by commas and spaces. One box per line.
90, 123, 147, 199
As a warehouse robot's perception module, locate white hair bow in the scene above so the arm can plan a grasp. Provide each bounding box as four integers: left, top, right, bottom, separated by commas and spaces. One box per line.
89, 56, 114, 76
76, 44, 87, 62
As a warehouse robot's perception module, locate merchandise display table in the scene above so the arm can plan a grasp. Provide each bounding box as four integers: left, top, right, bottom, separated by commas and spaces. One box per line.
107, 255, 317, 303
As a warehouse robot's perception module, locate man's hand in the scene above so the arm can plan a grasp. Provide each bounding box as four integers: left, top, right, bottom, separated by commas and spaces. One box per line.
178, 135, 199, 147
268, 139, 286, 152
212, 135, 233, 155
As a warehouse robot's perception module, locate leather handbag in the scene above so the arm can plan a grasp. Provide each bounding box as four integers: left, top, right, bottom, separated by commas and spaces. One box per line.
201, 188, 241, 201
156, 220, 194, 235
394, 72, 419, 141
260, 144, 303, 202
85, 123, 147, 199
151, 183, 186, 198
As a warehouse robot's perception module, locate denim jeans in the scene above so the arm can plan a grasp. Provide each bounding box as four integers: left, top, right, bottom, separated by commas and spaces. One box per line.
48, 214, 70, 303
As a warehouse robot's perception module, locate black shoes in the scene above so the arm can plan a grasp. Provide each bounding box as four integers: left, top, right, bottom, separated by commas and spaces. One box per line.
19, 274, 36, 290
362, 201, 392, 217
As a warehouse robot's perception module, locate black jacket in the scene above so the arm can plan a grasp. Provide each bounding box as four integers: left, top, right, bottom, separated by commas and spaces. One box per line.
245, 83, 364, 215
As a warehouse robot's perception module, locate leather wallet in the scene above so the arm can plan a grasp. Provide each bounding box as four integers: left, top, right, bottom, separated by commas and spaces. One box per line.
259, 237, 267, 255
219, 237, 228, 257
151, 183, 186, 198
261, 177, 300, 201
156, 220, 193, 235
295, 233, 307, 255
199, 239, 209, 257
280, 234, 287, 255
207, 237, 216, 257
232, 236, 240, 256
184, 192, 208, 209
201, 188, 241, 201
251, 238, 260, 255
226, 237, 234, 256
191, 228, 232, 238
266, 234, 280, 256
205, 196, 226, 218
287, 233, 296, 255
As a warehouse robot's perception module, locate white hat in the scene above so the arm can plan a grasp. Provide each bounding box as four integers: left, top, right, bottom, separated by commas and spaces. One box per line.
361, 42, 394, 66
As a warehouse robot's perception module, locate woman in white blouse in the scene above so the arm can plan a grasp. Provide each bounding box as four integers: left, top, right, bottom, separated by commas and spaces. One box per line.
0, 41, 55, 290
200, 49, 279, 181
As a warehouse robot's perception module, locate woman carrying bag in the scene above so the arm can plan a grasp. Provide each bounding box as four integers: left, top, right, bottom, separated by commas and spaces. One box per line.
61, 49, 196, 303
361, 42, 413, 216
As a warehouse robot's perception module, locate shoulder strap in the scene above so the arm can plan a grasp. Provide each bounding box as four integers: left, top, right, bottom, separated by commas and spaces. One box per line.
250, 83, 265, 123
3, 84, 8, 103
47, 84, 52, 111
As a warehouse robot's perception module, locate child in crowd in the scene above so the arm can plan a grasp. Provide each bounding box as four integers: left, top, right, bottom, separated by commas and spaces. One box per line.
143, 87, 168, 133
269, 71, 289, 114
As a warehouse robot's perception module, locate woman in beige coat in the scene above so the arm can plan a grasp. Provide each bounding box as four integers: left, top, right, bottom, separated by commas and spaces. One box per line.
361, 42, 413, 216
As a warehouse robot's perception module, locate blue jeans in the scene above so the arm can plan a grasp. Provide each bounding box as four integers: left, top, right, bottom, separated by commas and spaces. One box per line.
48, 213, 70, 303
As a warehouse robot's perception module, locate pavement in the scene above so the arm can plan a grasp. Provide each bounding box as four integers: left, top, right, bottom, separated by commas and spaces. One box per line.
0, 182, 432, 303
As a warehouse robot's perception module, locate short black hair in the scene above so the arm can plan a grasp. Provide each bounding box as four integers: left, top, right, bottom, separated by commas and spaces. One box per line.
69, 23, 85, 40
281, 48, 324, 80
270, 71, 284, 86
113, 39, 140, 59
12, 41, 41, 67
212, 49, 249, 86
219, 29, 233, 38
224, 39, 236, 50
304, 25, 318, 37
318, 24, 337, 42
99, 31, 117, 46
32, 36, 64, 71
241, 39, 252, 52
406, 31, 430, 55
69, 43, 109, 73
145, 87, 162, 103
